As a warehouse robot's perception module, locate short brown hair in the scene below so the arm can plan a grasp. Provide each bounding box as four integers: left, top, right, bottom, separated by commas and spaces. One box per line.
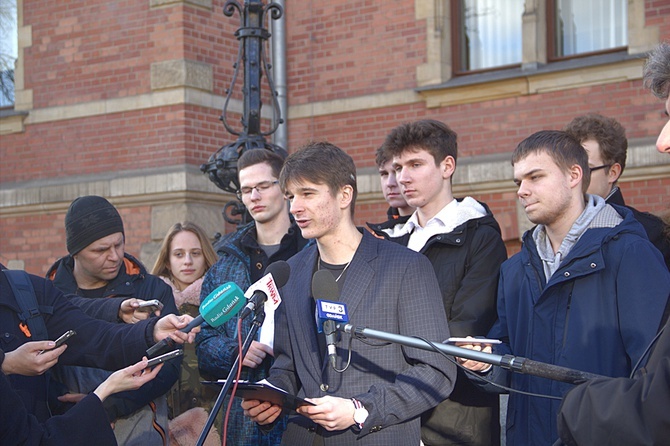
381, 119, 458, 166
512, 130, 591, 194
374, 145, 390, 168
279, 141, 358, 216
238, 149, 286, 179
565, 113, 627, 174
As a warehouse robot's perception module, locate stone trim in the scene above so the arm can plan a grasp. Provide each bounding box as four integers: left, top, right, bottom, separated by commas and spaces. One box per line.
13, 0, 32, 112
21, 89, 269, 125
415, 0, 450, 87
288, 89, 420, 120
151, 59, 214, 92
420, 55, 644, 108
149, 0, 212, 10
0, 165, 229, 216
0, 110, 28, 135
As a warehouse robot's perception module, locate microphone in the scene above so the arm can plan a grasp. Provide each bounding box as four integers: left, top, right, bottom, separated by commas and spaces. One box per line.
238, 260, 290, 320
146, 282, 245, 358
312, 270, 349, 368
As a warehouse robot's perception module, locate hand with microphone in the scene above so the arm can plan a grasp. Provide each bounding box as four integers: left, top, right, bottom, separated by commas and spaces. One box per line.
147, 282, 245, 358
312, 270, 349, 369
240, 261, 290, 368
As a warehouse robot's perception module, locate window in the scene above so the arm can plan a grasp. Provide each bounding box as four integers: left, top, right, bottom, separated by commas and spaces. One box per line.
549, 0, 627, 60
452, 0, 524, 74
0, 0, 17, 108
451, 0, 628, 76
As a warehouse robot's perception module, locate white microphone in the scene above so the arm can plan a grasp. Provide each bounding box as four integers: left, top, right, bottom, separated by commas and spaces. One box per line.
238, 260, 290, 320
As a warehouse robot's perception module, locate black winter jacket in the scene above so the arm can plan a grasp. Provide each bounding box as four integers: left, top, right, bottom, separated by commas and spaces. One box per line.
0, 268, 158, 445
372, 199, 508, 446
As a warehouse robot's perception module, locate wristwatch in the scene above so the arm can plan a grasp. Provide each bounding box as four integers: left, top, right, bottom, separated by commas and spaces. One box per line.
351, 398, 368, 429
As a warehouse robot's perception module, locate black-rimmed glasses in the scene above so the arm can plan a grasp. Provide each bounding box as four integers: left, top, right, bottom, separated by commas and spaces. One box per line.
236, 180, 279, 200
589, 164, 611, 173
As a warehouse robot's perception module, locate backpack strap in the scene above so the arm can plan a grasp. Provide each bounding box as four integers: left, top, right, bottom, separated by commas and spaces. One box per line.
3, 270, 50, 341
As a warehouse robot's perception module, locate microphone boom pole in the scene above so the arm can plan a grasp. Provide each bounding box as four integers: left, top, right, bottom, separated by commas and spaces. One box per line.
196, 310, 266, 446
336, 323, 605, 385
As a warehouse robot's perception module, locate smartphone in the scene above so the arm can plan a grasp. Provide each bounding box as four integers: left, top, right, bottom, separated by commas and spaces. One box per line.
445, 337, 502, 345
54, 330, 77, 347
38, 330, 76, 354
137, 299, 164, 313
145, 349, 183, 368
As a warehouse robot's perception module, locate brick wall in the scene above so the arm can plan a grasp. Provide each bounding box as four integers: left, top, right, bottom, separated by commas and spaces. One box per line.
22, 1, 238, 108
287, 0, 424, 104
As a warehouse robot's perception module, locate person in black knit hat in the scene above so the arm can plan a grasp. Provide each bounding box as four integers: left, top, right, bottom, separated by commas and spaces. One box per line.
46, 195, 179, 446
65, 195, 126, 256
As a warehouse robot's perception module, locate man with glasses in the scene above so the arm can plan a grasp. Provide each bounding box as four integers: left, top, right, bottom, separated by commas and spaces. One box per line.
565, 113, 670, 271
196, 148, 310, 446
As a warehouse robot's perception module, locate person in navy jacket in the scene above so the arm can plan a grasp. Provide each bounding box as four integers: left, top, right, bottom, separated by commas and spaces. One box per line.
458, 130, 670, 445
555, 41, 670, 446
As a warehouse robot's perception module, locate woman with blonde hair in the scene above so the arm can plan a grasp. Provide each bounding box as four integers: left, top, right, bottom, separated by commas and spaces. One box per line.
152, 222, 217, 315
152, 221, 221, 445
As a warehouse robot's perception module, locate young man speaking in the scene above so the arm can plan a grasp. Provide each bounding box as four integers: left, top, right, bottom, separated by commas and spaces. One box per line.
242, 142, 456, 445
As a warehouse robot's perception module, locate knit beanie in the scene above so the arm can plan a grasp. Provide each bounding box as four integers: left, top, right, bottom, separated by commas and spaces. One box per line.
65, 196, 125, 255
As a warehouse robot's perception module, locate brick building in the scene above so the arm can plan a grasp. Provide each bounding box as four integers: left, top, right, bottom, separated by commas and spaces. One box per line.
1, 0, 669, 275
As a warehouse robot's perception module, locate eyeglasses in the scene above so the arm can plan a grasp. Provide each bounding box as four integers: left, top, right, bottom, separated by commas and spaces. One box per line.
589, 164, 611, 173
236, 180, 279, 200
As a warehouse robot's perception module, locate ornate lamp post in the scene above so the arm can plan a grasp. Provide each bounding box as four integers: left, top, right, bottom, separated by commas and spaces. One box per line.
200, 0, 286, 226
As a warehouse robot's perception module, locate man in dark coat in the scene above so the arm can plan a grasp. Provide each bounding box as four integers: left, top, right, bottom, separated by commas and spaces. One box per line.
459, 130, 670, 445
376, 119, 507, 446
46, 195, 179, 445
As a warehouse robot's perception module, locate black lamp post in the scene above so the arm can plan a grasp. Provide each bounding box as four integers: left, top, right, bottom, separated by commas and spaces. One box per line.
200, 0, 285, 226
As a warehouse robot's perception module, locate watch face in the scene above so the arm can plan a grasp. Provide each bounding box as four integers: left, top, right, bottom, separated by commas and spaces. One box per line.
354, 407, 368, 424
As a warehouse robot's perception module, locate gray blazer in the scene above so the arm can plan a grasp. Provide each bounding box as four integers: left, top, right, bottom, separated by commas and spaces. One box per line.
267, 231, 456, 445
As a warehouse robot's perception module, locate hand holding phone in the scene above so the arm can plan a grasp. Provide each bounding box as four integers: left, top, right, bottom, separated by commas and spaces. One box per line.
145, 349, 183, 368
38, 330, 76, 354
136, 299, 164, 313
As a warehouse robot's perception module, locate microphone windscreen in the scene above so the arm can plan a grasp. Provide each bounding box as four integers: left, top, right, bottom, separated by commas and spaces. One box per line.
266, 260, 290, 288
312, 269, 339, 301
200, 282, 245, 327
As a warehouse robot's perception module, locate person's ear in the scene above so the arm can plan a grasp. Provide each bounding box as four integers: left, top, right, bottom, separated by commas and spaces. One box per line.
608, 163, 622, 183
441, 156, 456, 179
569, 164, 583, 189
339, 184, 354, 209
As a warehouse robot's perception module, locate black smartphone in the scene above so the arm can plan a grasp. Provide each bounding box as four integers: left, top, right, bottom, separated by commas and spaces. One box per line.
145, 349, 183, 368
39, 330, 76, 354
54, 330, 77, 347
137, 299, 164, 313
